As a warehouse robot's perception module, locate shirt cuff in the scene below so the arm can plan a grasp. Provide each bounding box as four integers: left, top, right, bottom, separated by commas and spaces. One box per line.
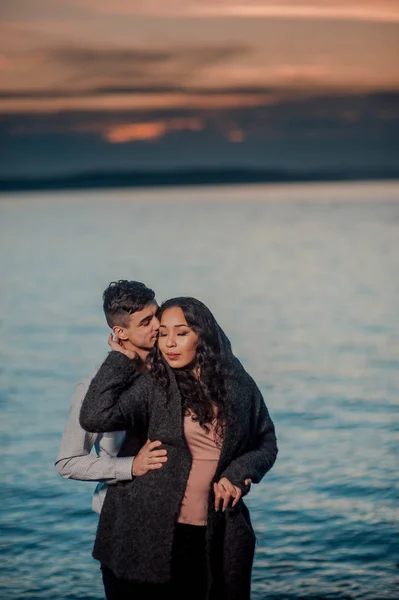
114, 456, 134, 481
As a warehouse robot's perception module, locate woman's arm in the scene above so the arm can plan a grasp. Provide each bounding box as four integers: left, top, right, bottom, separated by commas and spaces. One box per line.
79, 351, 148, 433
220, 383, 278, 489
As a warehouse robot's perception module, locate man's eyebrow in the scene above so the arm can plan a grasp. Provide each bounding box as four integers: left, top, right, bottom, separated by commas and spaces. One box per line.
139, 313, 154, 325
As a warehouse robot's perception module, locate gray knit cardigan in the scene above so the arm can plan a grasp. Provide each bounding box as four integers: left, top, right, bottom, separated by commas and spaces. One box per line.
80, 352, 277, 600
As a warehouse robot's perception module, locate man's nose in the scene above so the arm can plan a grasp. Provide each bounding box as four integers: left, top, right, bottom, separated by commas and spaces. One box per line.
153, 317, 160, 330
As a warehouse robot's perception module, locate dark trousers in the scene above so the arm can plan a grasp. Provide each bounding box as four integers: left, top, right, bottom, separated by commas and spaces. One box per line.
101, 523, 207, 600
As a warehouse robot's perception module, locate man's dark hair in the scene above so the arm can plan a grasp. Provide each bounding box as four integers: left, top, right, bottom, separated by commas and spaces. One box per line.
103, 280, 156, 328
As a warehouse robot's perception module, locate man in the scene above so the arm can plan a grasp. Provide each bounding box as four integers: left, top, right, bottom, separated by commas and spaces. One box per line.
55, 280, 168, 595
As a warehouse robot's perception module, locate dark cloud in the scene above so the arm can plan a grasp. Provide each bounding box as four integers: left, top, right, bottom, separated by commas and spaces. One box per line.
2, 89, 398, 130
0, 42, 250, 97
0, 90, 398, 178
0, 83, 275, 100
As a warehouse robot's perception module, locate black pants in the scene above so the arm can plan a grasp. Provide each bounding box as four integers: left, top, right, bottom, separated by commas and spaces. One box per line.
101, 523, 207, 600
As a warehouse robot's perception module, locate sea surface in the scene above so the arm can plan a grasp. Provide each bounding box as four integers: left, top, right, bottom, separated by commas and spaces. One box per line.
0, 181, 398, 600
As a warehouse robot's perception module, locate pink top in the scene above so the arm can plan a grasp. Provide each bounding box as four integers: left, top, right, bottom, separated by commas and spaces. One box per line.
178, 413, 222, 526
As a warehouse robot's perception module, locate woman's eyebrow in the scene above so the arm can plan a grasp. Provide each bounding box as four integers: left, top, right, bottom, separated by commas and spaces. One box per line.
159, 324, 189, 328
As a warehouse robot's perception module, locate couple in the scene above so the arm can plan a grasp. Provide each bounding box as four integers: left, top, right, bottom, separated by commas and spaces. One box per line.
56, 280, 278, 600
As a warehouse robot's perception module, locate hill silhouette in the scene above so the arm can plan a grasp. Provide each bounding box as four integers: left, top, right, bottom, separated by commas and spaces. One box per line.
1, 167, 398, 193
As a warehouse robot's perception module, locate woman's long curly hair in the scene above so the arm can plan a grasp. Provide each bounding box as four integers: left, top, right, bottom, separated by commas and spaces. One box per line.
148, 297, 227, 440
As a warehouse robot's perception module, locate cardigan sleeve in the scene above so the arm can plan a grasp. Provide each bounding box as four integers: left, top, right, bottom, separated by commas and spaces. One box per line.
79, 351, 148, 433
220, 383, 278, 489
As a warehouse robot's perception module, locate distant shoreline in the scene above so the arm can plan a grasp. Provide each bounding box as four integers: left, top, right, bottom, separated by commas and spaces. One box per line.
1, 168, 398, 193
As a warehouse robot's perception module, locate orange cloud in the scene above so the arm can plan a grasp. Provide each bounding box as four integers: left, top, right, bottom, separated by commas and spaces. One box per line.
189, 1, 399, 23
228, 129, 245, 142
0, 92, 272, 115
83, 117, 204, 143
105, 122, 166, 142
72, 0, 399, 23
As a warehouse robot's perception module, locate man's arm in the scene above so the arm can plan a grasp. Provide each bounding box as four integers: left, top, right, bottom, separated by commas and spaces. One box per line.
55, 375, 134, 483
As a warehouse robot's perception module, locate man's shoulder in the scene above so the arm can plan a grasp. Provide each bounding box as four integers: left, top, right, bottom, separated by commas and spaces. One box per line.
69, 369, 98, 407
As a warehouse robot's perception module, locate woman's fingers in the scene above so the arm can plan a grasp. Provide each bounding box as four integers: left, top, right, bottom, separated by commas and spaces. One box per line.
213, 482, 223, 512
231, 487, 242, 507
214, 478, 243, 511
219, 480, 234, 512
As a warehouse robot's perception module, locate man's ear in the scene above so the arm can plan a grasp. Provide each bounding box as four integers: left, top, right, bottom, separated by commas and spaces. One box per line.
112, 325, 128, 341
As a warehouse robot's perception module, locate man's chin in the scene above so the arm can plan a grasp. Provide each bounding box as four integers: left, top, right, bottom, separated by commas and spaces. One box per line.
142, 338, 158, 350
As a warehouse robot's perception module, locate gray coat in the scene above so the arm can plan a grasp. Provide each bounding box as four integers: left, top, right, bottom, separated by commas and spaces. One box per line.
80, 352, 278, 600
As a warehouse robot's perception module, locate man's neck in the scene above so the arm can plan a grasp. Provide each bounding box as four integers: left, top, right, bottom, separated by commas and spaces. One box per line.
123, 342, 149, 371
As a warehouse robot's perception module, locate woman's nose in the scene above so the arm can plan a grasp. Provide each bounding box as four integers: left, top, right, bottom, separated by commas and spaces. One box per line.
166, 336, 176, 347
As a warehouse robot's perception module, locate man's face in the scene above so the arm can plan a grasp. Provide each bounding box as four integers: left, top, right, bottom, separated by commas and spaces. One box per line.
114, 302, 159, 352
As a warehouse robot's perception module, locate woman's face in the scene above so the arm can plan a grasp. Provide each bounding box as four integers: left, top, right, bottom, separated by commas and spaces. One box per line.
158, 306, 199, 369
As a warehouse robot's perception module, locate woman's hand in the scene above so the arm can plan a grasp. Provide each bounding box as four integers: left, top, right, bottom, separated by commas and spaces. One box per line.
108, 333, 138, 360
132, 439, 168, 476
213, 477, 252, 512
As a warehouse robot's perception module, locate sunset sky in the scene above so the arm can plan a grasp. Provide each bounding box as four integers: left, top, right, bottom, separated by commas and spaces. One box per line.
1, 0, 398, 177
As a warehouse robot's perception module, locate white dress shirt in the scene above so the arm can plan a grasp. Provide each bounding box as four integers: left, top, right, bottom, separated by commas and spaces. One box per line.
55, 373, 133, 513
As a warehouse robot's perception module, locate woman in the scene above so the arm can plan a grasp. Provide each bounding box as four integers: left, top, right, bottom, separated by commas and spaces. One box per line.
80, 297, 277, 600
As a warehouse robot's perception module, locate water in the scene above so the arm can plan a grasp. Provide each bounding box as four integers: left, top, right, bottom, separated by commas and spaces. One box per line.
0, 182, 398, 600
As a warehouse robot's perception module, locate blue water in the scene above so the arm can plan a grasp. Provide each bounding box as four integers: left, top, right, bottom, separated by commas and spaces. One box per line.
0, 182, 398, 600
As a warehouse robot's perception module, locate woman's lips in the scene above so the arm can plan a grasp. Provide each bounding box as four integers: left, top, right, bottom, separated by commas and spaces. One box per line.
166, 353, 180, 360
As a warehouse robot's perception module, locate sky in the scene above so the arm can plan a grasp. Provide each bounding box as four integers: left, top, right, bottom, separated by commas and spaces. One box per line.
0, 0, 398, 177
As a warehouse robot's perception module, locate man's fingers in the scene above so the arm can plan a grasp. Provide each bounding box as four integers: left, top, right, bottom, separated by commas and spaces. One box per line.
150, 450, 167, 458
148, 440, 162, 450
150, 455, 168, 463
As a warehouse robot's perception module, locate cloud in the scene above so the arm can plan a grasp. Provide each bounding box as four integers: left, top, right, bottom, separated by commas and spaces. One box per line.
1, 58, 397, 116
188, 1, 399, 23
1, 89, 398, 179
0, 39, 249, 99
1, 17, 398, 117
72, 0, 399, 23
4, 89, 398, 139
81, 117, 203, 143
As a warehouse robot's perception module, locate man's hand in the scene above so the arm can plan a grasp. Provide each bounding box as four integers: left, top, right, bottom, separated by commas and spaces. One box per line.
108, 333, 138, 360
132, 439, 168, 477
213, 477, 252, 512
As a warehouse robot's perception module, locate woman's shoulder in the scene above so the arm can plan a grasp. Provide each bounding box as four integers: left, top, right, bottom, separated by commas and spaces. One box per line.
225, 361, 258, 392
